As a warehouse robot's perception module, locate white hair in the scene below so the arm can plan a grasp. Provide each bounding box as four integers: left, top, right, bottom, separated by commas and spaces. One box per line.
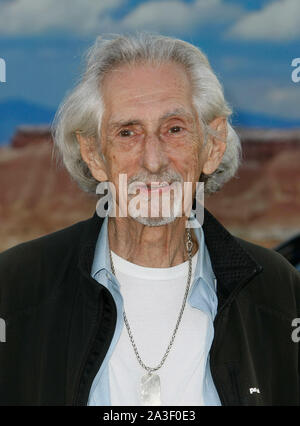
52, 33, 241, 194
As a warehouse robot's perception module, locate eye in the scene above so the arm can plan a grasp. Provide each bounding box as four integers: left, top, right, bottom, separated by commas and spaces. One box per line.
119, 129, 134, 137
168, 126, 183, 134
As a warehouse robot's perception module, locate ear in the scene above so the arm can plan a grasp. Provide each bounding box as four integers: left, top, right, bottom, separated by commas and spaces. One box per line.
202, 116, 227, 175
76, 132, 108, 182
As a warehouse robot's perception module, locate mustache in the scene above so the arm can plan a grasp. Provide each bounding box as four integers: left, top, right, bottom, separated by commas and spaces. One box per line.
127, 171, 183, 193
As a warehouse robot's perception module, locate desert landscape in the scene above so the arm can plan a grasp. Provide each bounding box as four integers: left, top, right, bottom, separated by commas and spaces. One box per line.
0, 126, 299, 252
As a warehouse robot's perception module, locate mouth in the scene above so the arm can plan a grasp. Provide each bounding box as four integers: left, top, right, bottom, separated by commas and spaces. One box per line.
140, 182, 171, 194
128, 181, 172, 195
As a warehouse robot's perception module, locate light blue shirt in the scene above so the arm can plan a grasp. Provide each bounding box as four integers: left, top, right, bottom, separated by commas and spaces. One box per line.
88, 215, 221, 406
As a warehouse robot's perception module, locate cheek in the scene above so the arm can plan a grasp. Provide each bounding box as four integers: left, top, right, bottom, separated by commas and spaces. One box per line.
190, 136, 206, 179
106, 149, 141, 184
169, 144, 201, 181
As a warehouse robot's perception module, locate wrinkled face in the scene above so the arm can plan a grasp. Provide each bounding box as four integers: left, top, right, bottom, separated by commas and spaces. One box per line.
100, 61, 206, 225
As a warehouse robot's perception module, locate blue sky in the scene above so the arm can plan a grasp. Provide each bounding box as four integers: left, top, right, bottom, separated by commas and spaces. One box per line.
0, 0, 299, 141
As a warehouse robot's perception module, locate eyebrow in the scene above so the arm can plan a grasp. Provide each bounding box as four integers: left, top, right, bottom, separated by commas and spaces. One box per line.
108, 108, 194, 131
160, 108, 194, 121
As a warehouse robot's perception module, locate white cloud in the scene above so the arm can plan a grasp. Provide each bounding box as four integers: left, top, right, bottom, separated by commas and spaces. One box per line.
0, 0, 123, 36
0, 0, 244, 36
265, 87, 300, 118
120, 0, 243, 34
227, 0, 300, 41
226, 78, 300, 120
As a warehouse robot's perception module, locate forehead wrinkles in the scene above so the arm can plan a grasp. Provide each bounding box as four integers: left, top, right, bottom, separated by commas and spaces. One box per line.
105, 82, 189, 108
102, 62, 192, 97
101, 62, 198, 133
123, 89, 181, 103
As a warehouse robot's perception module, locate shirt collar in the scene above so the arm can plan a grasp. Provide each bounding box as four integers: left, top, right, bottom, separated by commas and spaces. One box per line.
91, 214, 111, 279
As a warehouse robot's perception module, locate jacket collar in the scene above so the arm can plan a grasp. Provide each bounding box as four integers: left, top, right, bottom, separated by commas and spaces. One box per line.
201, 208, 263, 305
78, 207, 263, 308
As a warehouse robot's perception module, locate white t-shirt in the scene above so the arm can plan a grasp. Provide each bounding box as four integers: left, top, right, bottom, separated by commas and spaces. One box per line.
109, 249, 209, 406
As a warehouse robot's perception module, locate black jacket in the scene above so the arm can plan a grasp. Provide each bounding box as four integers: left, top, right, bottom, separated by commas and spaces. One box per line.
0, 208, 299, 406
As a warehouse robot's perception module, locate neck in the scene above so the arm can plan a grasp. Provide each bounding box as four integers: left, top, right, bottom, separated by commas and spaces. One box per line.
108, 216, 198, 268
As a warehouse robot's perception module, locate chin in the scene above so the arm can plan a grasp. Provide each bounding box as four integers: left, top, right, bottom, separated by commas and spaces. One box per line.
131, 215, 178, 227
128, 196, 184, 227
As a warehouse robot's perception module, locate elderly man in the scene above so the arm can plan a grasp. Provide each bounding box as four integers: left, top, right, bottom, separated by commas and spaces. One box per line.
0, 33, 299, 407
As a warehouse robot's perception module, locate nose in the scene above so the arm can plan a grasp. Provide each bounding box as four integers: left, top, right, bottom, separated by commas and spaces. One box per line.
141, 133, 169, 174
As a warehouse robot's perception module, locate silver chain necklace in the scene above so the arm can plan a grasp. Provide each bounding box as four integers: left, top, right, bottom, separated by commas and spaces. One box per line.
109, 228, 193, 406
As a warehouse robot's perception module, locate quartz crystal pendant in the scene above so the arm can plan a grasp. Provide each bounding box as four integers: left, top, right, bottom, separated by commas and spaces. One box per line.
141, 372, 161, 406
